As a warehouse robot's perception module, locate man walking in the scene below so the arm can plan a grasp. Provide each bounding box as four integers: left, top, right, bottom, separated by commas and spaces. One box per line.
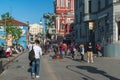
31, 40, 42, 79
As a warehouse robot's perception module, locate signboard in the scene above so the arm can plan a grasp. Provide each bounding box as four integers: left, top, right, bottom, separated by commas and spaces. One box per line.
89, 22, 94, 30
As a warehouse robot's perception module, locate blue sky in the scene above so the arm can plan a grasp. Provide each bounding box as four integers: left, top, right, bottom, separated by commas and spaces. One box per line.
0, 0, 54, 24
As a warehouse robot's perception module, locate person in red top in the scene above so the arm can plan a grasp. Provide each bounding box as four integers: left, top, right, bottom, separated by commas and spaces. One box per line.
96, 43, 102, 57
61, 43, 66, 57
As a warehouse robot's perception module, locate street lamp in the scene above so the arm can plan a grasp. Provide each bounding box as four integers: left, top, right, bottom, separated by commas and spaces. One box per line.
39, 20, 45, 44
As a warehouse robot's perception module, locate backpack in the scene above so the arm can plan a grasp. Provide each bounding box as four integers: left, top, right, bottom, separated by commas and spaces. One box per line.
79, 48, 82, 53
28, 46, 35, 61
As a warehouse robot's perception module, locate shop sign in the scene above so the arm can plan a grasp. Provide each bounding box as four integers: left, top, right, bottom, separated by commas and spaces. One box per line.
89, 22, 94, 30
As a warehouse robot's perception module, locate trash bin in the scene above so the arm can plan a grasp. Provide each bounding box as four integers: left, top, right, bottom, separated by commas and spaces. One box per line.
0, 60, 3, 74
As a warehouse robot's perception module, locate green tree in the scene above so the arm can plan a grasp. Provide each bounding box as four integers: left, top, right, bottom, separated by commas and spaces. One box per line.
1, 12, 22, 44
1, 12, 13, 20
43, 13, 55, 39
43, 13, 55, 28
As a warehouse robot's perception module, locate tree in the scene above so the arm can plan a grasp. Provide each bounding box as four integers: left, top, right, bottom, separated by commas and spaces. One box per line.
43, 13, 55, 39
1, 12, 13, 20
1, 12, 22, 44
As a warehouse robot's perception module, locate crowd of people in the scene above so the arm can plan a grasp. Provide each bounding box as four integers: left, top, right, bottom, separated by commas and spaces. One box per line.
0, 36, 104, 79
51, 41, 103, 63
0, 44, 24, 58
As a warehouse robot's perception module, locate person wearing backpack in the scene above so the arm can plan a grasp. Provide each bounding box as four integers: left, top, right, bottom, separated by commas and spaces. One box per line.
79, 44, 85, 61
31, 40, 42, 79
28, 42, 33, 52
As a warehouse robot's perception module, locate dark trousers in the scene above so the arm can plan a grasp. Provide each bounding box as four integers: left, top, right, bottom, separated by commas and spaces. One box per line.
71, 51, 74, 59
81, 54, 84, 61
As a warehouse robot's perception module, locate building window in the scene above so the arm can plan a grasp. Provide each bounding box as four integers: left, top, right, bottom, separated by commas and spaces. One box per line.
98, 0, 101, 11
68, 0, 71, 9
89, 0, 92, 13
75, 0, 78, 10
105, 0, 109, 7
65, 24, 68, 32
61, 23, 64, 30
57, 0, 60, 7
61, 0, 64, 7
75, 14, 78, 24
76, 30, 78, 39
79, 0, 83, 8
80, 12, 82, 23
79, 0, 81, 8
80, 28, 81, 37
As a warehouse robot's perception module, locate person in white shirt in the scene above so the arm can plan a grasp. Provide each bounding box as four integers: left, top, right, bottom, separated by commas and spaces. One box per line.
6, 47, 12, 56
28, 42, 33, 52
31, 40, 42, 79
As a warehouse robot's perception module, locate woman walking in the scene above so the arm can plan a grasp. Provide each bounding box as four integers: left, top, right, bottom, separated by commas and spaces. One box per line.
79, 44, 85, 61
87, 42, 94, 63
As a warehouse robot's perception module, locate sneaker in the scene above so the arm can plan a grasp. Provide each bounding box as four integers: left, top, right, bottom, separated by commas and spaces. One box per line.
91, 61, 94, 63
36, 75, 40, 78
87, 60, 89, 63
32, 73, 35, 79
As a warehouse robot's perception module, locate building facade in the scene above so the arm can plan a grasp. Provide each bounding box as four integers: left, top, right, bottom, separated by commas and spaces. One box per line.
29, 23, 43, 41
74, 0, 120, 57
54, 0, 74, 37
29, 23, 43, 35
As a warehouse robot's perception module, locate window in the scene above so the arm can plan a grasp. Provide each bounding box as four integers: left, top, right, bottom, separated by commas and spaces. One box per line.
80, 28, 82, 37
89, 0, 92, 13
79, 0, 82, 7
98, 0, 101, 11
61, 23, 64, 30
61, 0, 64, 7
75, 14, 78, 24
61, 20, 64, 30
80, 12, 82, 23
79, 0, 81, 8
57, 0, 60, 7
105, 0, 109, 6
68, 0, 71, 9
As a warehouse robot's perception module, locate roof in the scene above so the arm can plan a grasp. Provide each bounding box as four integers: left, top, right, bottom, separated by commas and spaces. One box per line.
0, 19, 28, 26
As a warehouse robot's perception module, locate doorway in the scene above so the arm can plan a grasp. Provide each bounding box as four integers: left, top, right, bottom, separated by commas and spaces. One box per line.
118, 22, 120, 40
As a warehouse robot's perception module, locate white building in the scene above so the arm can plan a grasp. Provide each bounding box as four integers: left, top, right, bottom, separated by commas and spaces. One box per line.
29, 23, 43, 35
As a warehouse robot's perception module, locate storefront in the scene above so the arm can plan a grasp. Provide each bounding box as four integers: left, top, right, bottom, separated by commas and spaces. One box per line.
115, 15, 120, 41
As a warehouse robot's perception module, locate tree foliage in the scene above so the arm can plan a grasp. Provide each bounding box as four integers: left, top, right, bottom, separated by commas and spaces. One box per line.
1, 12, 22, 43
43, 13, 55, 39
43, 13, 55, 28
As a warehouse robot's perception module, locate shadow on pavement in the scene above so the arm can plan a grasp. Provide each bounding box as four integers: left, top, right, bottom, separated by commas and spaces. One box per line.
65, 56, 87, 62
66, 65, 120, 80
27, 67, 31, 73
66, 65, 95, 80
76, 66, 120, 80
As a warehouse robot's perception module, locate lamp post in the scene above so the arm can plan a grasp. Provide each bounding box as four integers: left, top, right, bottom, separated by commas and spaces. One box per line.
39, 20, 45, 44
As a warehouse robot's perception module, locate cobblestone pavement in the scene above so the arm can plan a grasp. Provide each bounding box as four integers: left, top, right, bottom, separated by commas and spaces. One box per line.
0, 50, 59, 80
44, 52, 120, 80
0, 51, 120, 80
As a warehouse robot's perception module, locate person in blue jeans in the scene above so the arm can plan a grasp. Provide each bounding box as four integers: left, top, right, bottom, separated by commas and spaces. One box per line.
31, 40, 42, 79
